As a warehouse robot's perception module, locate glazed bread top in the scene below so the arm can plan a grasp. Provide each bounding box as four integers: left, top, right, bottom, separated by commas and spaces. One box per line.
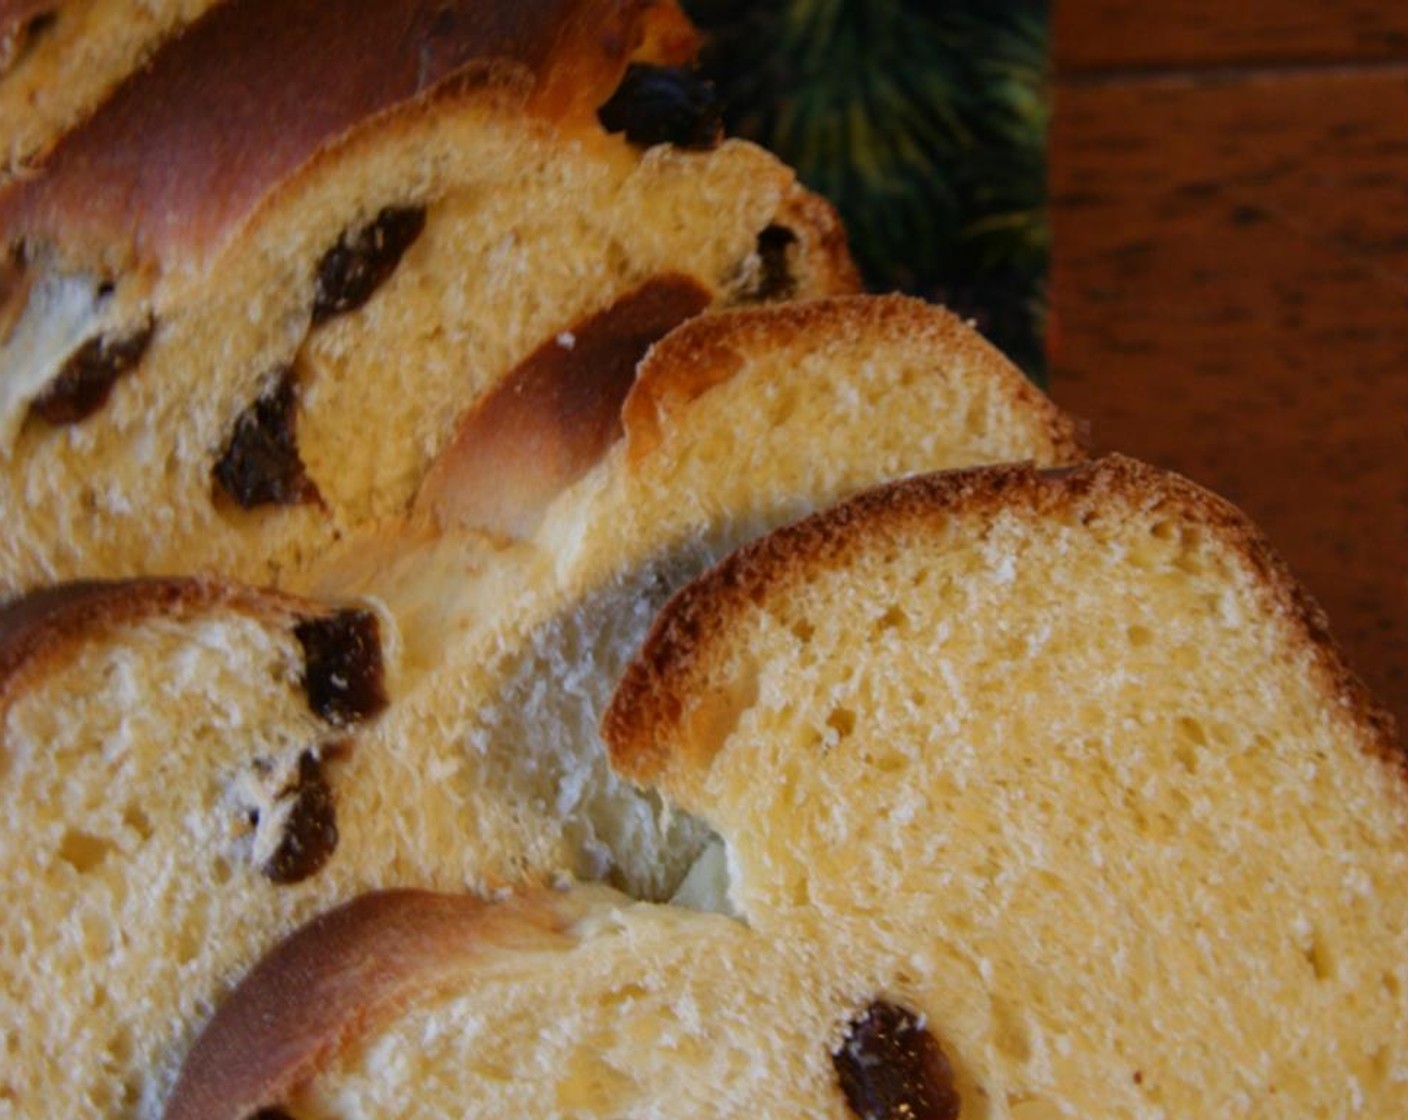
0, 0, 696, 273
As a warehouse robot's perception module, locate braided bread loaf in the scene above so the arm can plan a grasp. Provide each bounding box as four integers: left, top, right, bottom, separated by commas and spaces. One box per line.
0, 0, 853, 594
2, 295, 1082, 1115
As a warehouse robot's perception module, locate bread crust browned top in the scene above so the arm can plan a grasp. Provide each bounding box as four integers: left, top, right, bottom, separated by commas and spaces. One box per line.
0, 0, 696, 268
603, 455, 1402, 785
161, 887, 585, 1120
420, 272, 713, 537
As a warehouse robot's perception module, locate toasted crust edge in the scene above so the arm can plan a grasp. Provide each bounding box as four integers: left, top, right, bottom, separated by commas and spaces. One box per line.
603, 455, 1401, 786
621, 293, 1085, 466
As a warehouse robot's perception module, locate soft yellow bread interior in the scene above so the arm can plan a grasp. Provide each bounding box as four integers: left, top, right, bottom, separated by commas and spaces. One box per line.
607, 459, 1408, 1116
0, 595, 504, 1118
1, 86, 846, 593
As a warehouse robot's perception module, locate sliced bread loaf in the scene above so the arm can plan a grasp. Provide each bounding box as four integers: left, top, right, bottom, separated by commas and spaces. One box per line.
169, 456, 1406, 1118
315, 295, 1083, 903
0, 0, 853, 593
2, 296, 1081, 1117
0, 577, 449, 1116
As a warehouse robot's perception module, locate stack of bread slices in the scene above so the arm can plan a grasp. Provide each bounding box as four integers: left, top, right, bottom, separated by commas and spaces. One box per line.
2, 3, 1403, 1118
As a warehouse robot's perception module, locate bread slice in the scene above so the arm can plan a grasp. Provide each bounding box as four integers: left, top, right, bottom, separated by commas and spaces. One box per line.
314, 295, 1084, 903
168, 457, 1405, 1118
0, 0, 854, 593
0, 576, 485, 1116
601, 455, 1408, 1114
163, 884, 916, 1120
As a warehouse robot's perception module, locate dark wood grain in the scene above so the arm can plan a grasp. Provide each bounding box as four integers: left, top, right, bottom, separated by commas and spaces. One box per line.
1056, 1, 1408, 71
1050, 61, 1408, 730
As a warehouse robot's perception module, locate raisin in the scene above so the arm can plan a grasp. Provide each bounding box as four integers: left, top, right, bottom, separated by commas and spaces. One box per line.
597, 64, 723, 151
29, 319, 154, 424
834, 1000, 961, 1120
211, 370, 319, 509
261, 752, 338, 885
747, 225, 799, 303
311, 206, 426, 324
294, 609, 387, 726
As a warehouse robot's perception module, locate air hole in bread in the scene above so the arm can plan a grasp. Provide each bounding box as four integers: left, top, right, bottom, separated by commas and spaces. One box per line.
174, 912, 206, 966
27, 317, 153, 425
684, 660, 759, 755
212, 369, 320, 510
555, 1043, 640, 1111
833, 1000, 960, 1120
825, 707, 856, 743
875, 605, 908, 635
1304, 928, 1335, 981
121, 804, 153, 842
1172, 715, 1207, 776
311, 206, 427, 325
56, 829, 117, 873
596, 63, 722, 150
991, 998, 1033, 1063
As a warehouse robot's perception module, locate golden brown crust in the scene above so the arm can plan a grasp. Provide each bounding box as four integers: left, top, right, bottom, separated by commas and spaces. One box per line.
0, 0, 696, 268
418, 272, 711, 538
162, 887, 587, 1120
621, 294, 1085, 465
0, 577, 310, 710
603, 455, 1401, 785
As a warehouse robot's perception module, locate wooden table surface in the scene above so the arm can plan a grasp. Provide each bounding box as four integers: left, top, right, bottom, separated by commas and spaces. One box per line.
1050, 1, 1408, 732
